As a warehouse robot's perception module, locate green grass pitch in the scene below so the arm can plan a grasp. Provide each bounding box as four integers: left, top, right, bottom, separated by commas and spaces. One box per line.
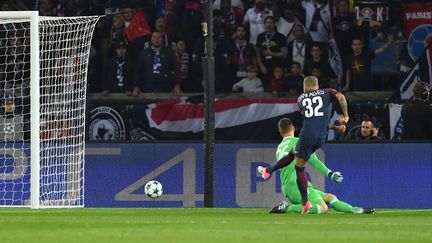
1, 208, 431, 242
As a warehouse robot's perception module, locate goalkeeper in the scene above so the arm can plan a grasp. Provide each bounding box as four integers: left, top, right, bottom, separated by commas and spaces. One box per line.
265, 118, 374, 214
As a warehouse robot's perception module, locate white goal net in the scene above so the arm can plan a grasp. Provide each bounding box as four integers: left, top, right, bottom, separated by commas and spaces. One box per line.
0, 12, 99, 208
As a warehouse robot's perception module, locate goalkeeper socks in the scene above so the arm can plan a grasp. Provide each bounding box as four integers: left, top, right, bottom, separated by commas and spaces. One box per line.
329, 197, 353, 213
267, 151, 295, 173
310, 204, 324, 214
295, 165, 309, 205
287, 204, 302, 213
288, 204, 324, 214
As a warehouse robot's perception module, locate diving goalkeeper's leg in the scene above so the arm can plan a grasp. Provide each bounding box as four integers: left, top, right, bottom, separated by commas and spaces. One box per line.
325, 194, 375, 214
287, 203, 326, 214
269, 202, 327, 214
270, 188, 328, 214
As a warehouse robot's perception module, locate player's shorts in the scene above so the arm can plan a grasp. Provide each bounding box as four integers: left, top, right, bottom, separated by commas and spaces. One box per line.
294, 136, 325, 161
287, 185, 326, 205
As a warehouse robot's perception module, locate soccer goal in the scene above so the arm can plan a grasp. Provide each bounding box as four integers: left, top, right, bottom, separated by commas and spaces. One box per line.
0, 12, 99, 208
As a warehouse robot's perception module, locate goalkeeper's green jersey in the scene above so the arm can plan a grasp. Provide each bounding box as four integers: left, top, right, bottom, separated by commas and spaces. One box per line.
276, 136, 331, 197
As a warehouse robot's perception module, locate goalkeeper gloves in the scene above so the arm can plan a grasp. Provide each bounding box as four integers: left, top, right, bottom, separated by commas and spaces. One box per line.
328, 171, 343, 183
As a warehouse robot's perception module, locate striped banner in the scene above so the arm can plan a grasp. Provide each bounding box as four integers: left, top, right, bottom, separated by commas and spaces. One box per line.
146, 98, 299, 133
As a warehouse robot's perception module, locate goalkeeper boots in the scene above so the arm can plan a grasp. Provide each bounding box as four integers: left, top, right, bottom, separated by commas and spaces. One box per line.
269, 201, 289, 214
362, 208, 376, 214
352, 207, 376, 214
301, 201, 312, 214
257, 166, 271, 180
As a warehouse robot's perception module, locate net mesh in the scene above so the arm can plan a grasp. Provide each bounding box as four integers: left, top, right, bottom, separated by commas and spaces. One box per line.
0, 15, 99, 207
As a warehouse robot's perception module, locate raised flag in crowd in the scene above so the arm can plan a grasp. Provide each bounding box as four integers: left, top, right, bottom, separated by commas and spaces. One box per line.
399, 3, 432, 99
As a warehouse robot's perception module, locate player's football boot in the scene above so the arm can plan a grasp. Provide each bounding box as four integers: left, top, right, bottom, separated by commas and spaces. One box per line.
362, 208, 375, 214
269, 201, 289, 214
352, 207, 375, 214
257, 166, 271, 180
301, 201, 312, 214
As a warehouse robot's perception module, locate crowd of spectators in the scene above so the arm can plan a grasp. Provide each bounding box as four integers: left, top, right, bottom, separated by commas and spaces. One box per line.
2, 0, 414, 97
0, 0, 430, 142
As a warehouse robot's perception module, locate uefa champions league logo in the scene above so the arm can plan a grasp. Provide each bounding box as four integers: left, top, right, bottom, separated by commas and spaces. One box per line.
4, 123, 14, 134
3, 122, 14, 140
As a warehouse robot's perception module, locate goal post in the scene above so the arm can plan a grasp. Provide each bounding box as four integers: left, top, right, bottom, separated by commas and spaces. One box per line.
0, 11, 100, 208
30, 11, 40, 210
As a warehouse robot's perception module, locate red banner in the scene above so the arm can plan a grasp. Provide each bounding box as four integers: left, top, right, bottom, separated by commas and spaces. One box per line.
401, 3, 432, 39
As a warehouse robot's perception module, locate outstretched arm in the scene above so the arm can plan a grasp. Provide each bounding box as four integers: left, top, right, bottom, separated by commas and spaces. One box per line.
309, 153, 330, 176
374, 34, 395, 56
310, 153, 343, 183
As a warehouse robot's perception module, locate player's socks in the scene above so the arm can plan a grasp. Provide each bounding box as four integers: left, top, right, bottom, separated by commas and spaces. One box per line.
287, 204, 302, 213
309, 204, 324, 214
329, 197, 353, 213
266, 151, 295, 174
288, 204, 324, 214
329, 197, 375, 214
295, 165, 309, 205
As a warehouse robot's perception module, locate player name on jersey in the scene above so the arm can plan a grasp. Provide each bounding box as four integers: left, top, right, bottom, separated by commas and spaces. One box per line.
297, 90, 325, 101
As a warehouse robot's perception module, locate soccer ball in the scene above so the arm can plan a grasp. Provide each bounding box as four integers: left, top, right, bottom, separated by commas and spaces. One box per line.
144, 180, 163, 199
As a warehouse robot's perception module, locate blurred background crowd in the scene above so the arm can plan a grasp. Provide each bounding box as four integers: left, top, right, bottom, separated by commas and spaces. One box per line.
2, 0, 429, 97
0, 0, 431, 142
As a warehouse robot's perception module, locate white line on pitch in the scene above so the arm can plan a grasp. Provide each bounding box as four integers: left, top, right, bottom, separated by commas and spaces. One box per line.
376, 209, 432, 213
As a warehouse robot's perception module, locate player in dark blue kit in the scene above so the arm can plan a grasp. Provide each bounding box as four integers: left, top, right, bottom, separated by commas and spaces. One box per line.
258, 76, 349, 214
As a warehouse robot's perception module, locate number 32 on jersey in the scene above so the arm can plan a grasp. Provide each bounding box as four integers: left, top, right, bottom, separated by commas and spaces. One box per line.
302, 96, 324, 118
